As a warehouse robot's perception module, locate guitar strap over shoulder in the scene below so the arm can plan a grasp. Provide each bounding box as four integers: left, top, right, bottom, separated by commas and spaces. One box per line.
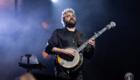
75, 30, 82, 47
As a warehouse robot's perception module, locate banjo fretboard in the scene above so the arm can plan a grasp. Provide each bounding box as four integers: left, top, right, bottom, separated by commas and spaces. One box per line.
76, 22, 116, 52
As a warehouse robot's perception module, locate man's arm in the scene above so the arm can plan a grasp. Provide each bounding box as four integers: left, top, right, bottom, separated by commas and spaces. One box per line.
86, 38, 95, 58
82, 33, 95, 59
85, 44, 95, 59
51, 47, 75, 57
51, 47, 64, 55
45, 29, 58, 55
45, 29, 75, 57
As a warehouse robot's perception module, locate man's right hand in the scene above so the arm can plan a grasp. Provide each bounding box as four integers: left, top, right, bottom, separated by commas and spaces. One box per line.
62, 49, 75, 57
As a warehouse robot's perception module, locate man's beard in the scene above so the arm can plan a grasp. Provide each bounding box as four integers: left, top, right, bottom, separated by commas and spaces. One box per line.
65, 19, 76, 28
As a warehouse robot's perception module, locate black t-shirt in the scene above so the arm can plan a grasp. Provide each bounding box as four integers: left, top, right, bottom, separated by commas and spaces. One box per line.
45, 27, 91, 72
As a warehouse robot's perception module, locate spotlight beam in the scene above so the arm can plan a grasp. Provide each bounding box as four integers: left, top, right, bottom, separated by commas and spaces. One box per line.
52, 0, 57, 3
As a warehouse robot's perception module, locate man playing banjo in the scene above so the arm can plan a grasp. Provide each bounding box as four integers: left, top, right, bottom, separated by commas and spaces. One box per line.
45, 8, 95, 80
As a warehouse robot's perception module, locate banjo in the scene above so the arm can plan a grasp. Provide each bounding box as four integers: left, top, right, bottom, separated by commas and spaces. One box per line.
56, 21, 116, 73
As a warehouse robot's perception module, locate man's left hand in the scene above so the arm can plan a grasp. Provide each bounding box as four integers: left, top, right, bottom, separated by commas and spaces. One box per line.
88, 39, 95, 48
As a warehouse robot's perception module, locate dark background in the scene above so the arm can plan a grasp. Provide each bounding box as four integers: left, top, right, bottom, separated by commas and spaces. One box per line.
0, 0, 140, 80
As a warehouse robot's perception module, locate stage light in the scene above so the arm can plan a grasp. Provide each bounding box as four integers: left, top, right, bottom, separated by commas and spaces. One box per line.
42, 51, 52, 59
42, 21, 48, 29
52, 0, 57, 2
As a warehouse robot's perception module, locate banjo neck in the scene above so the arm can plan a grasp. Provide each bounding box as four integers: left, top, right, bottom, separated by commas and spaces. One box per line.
76, 22, 116, 52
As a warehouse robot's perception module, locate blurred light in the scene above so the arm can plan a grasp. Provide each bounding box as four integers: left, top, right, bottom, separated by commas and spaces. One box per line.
0, 0, 22, 11
42, 21, 48, 29
42, 20, 51, 29
42, 51, 51, 59
51, 0, 57, 2
18, 72, 36, 80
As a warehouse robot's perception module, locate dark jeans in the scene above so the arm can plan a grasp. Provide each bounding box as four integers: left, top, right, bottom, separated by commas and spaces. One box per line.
55, 69, 83, 80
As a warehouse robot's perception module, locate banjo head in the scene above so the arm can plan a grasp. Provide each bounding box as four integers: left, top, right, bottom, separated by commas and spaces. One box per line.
57, 48, 81, 68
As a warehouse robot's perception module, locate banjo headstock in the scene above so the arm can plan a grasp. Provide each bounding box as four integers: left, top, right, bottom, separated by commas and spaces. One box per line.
106, 21, 116, 30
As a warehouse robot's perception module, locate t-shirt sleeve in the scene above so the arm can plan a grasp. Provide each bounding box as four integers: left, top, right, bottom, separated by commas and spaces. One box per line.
45, 29, 58, 55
